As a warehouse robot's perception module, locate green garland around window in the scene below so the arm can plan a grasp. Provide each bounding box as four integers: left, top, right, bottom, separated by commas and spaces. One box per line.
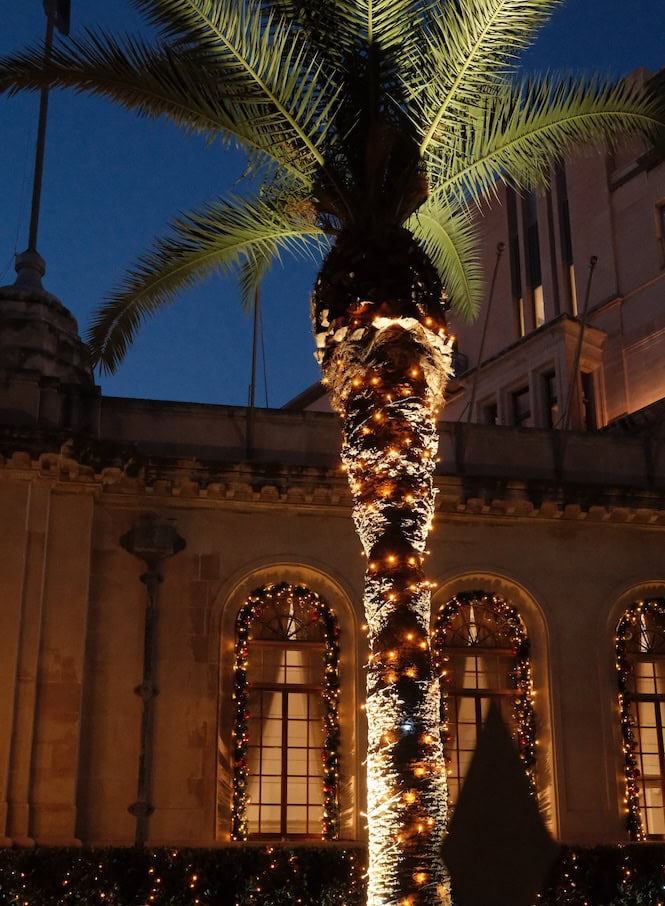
231, 583, 341, 841
615, 598, 665, 842
432, 590, 538, 795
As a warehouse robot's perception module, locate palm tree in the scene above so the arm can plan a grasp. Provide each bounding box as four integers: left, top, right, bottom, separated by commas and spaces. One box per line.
1, 2, 663, 903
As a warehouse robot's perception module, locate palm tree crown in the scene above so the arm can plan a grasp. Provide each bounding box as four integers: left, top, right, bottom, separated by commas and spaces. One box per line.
1, 0, 662, 369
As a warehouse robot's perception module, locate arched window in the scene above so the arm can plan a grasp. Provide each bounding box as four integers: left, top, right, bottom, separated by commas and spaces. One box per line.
231, 583, 340, 840
432, 591, 537, 808
616, 599, 665, 840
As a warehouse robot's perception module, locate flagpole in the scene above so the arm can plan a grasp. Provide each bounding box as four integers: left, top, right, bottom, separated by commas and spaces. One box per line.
16, 1, 69, 288
246, 284, 260, 458
27, 10, 55, 254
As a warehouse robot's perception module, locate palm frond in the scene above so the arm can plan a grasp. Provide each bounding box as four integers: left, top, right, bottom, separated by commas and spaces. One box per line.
417, 0, 561, 156
0, 32, 312, 182
130, 0, 344, 175
407, 200, 483, 320
429, 72, 665, 206
88, 193, 326, 372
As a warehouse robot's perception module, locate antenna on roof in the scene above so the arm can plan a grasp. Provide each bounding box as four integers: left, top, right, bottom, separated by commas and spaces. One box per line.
15, 0, 71, 289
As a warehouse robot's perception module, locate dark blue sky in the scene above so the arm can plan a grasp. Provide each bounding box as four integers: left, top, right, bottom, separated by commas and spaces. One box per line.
0, 1, 663, 407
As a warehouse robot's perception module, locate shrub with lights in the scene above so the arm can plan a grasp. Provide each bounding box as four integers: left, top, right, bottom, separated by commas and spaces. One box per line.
0, 844, 663, 905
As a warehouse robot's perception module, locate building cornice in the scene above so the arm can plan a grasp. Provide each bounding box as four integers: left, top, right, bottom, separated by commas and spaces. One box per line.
1, 447, 664, 526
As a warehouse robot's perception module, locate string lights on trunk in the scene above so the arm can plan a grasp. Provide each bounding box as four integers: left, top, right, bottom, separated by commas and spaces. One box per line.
313, 227, 454, 906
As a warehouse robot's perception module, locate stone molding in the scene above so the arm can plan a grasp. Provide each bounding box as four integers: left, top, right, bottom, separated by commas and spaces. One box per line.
1, 449, 665, 524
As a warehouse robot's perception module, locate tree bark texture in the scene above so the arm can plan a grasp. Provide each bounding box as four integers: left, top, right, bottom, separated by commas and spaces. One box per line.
314, 231, 453, 906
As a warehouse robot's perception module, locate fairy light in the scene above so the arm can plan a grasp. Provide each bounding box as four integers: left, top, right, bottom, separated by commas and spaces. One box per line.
311, 229, 458, 906
323, 349, 451, 900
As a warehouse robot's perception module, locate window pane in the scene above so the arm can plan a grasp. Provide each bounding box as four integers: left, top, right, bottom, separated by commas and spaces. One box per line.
261, 718, 283, 747
261, 777, 282, 804
288, 778, 308, 804
260, 804, 282, 835
287, 720, 308, 746
308, 717, 322, 747
258, 747, 282, 775
287, 748, 308, 775
258, 648, 286, 684
288, 692, 308, 718
285, 649, 307, 683
309, 778, 323, 804
287, 806, 307, 833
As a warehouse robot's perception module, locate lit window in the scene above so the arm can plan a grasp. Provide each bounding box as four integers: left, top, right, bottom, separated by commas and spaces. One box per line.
534, 285, 545, 328
232, 583, 340, 840
432, 592, 537, 811
616, 599, 665, 840
526, 192, 544, 327
506, 189, 525, 338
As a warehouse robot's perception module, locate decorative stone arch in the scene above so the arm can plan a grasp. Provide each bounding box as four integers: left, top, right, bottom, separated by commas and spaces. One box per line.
215, 561, 361, 842
431, 571, 557, 835
608, 580, 665, 841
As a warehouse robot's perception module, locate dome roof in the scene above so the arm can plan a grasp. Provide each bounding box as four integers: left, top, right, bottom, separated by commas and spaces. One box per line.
0, 250, 93, 386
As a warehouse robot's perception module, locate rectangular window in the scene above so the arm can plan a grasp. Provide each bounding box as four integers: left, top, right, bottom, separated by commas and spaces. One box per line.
512, 386, 532, 428
543, 371, 559, 428
580, 371, 597, 430
557, 164, 578, 314
534, 285, 545, 328
483, 401, 498, 426
507, 189, 525, 338
525, 192, 544, 327
568, 265, 578, 316
656, 201, 665, 268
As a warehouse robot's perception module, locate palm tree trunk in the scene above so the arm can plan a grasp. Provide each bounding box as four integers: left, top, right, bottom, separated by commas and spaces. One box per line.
320, 309, 453, 906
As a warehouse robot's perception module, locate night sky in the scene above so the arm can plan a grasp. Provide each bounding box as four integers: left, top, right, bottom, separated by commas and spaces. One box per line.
0, 1, 663, 408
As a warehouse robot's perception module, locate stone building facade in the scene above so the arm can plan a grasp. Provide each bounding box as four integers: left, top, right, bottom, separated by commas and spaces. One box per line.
0, 68, 664, 854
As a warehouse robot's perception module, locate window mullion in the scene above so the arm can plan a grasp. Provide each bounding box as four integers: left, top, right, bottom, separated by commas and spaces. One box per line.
281, 688, 288, 836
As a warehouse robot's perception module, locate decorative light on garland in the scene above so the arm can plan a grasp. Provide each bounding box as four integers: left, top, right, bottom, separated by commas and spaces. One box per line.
432, 591, 538, 796
231, 582, 341, 841
615, 597, 665, 842
2, 843, 665, 904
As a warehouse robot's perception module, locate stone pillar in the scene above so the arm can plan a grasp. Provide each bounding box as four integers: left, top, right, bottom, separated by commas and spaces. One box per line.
120, 513, 185, 846
29, 490, 94, 845
1, 484, 93, 845
0, 482, 36, 845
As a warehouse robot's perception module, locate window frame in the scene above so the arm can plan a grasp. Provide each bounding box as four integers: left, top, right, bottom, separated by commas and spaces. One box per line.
231, 583, 341, 841
616, 599, 665, 841
432, 591, 537, 811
